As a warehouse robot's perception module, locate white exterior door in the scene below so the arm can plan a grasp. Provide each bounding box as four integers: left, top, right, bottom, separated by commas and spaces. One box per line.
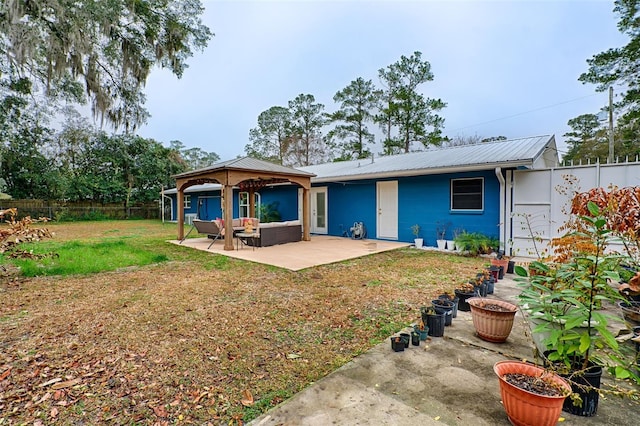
311, 187, 328, 234
377, 181, 398, 239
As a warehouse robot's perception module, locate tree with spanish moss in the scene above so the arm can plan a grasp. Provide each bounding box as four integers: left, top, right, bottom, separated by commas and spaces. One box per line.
0, 0, 212, 131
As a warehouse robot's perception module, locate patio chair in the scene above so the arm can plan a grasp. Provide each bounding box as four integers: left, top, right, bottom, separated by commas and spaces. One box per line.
183, 219, 223, 249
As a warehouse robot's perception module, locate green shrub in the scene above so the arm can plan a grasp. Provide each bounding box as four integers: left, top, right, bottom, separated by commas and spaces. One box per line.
454, 232, 499, 255
258, 202, 281, 223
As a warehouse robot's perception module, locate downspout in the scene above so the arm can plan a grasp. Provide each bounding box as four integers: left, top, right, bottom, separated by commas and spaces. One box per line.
495, 167, 506, 253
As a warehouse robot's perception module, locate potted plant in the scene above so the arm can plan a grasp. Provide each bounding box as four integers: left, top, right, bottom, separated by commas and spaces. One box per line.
454, 281, 476, 312
453, 227, 465, 252
420, 306, 445, 337
410, 223, 423, 249
494, 360, 571, 426
491, 251, 510, 278
468, 296, 518, 343
435, 220, 450, 250
455, 272, 489, 311
453, 231, 498, 256
516, 200, 640, 416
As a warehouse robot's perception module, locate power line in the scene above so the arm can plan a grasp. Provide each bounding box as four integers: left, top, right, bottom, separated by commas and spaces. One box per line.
449, 93, 602, 133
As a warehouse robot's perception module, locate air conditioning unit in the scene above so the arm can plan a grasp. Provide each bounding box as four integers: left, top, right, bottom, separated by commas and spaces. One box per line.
185, 214, 197, 225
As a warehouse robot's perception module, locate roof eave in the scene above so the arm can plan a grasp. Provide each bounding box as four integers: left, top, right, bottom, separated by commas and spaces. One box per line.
310, 161, 534, 183
173, 166, 315, 180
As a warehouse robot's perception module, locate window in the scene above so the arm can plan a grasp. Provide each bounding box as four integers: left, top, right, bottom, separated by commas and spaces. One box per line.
451, 178, 483, 211
239, 192, 261, 218
183, 195, 191, 209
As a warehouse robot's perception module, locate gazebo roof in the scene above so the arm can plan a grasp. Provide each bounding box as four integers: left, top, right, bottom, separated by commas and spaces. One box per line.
174, 157, 315, 180
173, 157, 314, 248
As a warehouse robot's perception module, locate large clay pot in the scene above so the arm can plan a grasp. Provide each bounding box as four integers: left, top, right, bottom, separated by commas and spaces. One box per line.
618, 300, 640, 326
494, 361, 571, 426
468, 297, 518, 343
491, 257, 509, 272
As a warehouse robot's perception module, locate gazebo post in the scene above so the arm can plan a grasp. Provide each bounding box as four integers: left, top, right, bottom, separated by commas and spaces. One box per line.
177, 189, 185, 240
248, 188, 256, 218
223, 184, 234, 251
302, 187, 311, 241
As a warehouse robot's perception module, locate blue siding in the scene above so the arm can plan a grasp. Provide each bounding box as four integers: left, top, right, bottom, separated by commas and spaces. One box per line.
260, 186, 299, 221
169, 186, 300, 222
169, 190, 223, 220
396, 171, 500, 246
324, 182, 377, 238
170, 169, 501, 245
193, 192, 222, 220
315, 170, 500, 245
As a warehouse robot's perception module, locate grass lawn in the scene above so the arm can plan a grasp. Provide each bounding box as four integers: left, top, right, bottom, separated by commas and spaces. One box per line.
0, 220, 486, 424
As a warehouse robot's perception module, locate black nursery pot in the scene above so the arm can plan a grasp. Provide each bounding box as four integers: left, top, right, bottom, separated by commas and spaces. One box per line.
455, 289, 474, 312
400, 332, 411, 348
486, 279, 495, 295
474, 282, 488, 297
426, 312, 445, 337
432, 300, 454, 326
390, 336, 405, 352
507, 260, 515, 274
562, 365, 603, 417
411, 331, 420, 346
438, 294, 459, 318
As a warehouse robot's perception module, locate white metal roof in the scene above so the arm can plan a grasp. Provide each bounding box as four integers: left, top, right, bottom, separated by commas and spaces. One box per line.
163, 136, 557, 193
299, 135, 557, 182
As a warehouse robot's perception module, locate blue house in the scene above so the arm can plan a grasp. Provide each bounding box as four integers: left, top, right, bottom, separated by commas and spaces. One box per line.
164, 135, 558, 249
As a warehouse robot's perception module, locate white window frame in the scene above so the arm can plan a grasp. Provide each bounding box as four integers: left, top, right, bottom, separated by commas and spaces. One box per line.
450, 177, 484, 211
239, 192, 261, 218
183, 195, 191, 209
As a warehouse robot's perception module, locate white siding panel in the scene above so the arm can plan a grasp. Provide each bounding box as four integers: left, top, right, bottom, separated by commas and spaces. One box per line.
511, 162, 640, 258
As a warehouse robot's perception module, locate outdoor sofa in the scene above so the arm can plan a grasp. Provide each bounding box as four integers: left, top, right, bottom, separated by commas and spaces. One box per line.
211, 218, 302, 247
247, 220, 302, 247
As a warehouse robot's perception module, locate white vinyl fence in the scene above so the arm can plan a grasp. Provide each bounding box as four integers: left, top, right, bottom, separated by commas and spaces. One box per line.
508, 161, 640, 258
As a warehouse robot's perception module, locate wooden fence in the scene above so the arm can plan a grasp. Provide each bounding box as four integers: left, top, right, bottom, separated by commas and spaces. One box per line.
0, 200, 160, 220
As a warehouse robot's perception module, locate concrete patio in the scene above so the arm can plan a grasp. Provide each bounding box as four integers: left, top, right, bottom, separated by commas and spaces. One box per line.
171, 235, 410, 271
248, 274, 640, 426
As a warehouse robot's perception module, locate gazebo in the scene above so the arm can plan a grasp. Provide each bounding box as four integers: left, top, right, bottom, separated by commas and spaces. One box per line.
173, 157, 315, 251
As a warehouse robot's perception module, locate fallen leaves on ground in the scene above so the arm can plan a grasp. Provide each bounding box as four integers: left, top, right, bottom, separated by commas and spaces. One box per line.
0, 221, 486, 424
240, 390, 254, 407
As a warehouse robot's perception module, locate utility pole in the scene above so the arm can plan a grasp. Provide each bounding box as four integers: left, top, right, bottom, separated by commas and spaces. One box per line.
608, 86, 614, 163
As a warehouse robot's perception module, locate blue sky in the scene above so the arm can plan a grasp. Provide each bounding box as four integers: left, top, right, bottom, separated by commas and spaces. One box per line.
137, 0, 628, 161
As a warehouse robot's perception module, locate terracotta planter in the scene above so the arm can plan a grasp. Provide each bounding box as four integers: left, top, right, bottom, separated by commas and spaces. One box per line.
468, 297, 517, 343
491, 257, 509, 272
618, 300, 640, 326
494, 361, 571, 426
